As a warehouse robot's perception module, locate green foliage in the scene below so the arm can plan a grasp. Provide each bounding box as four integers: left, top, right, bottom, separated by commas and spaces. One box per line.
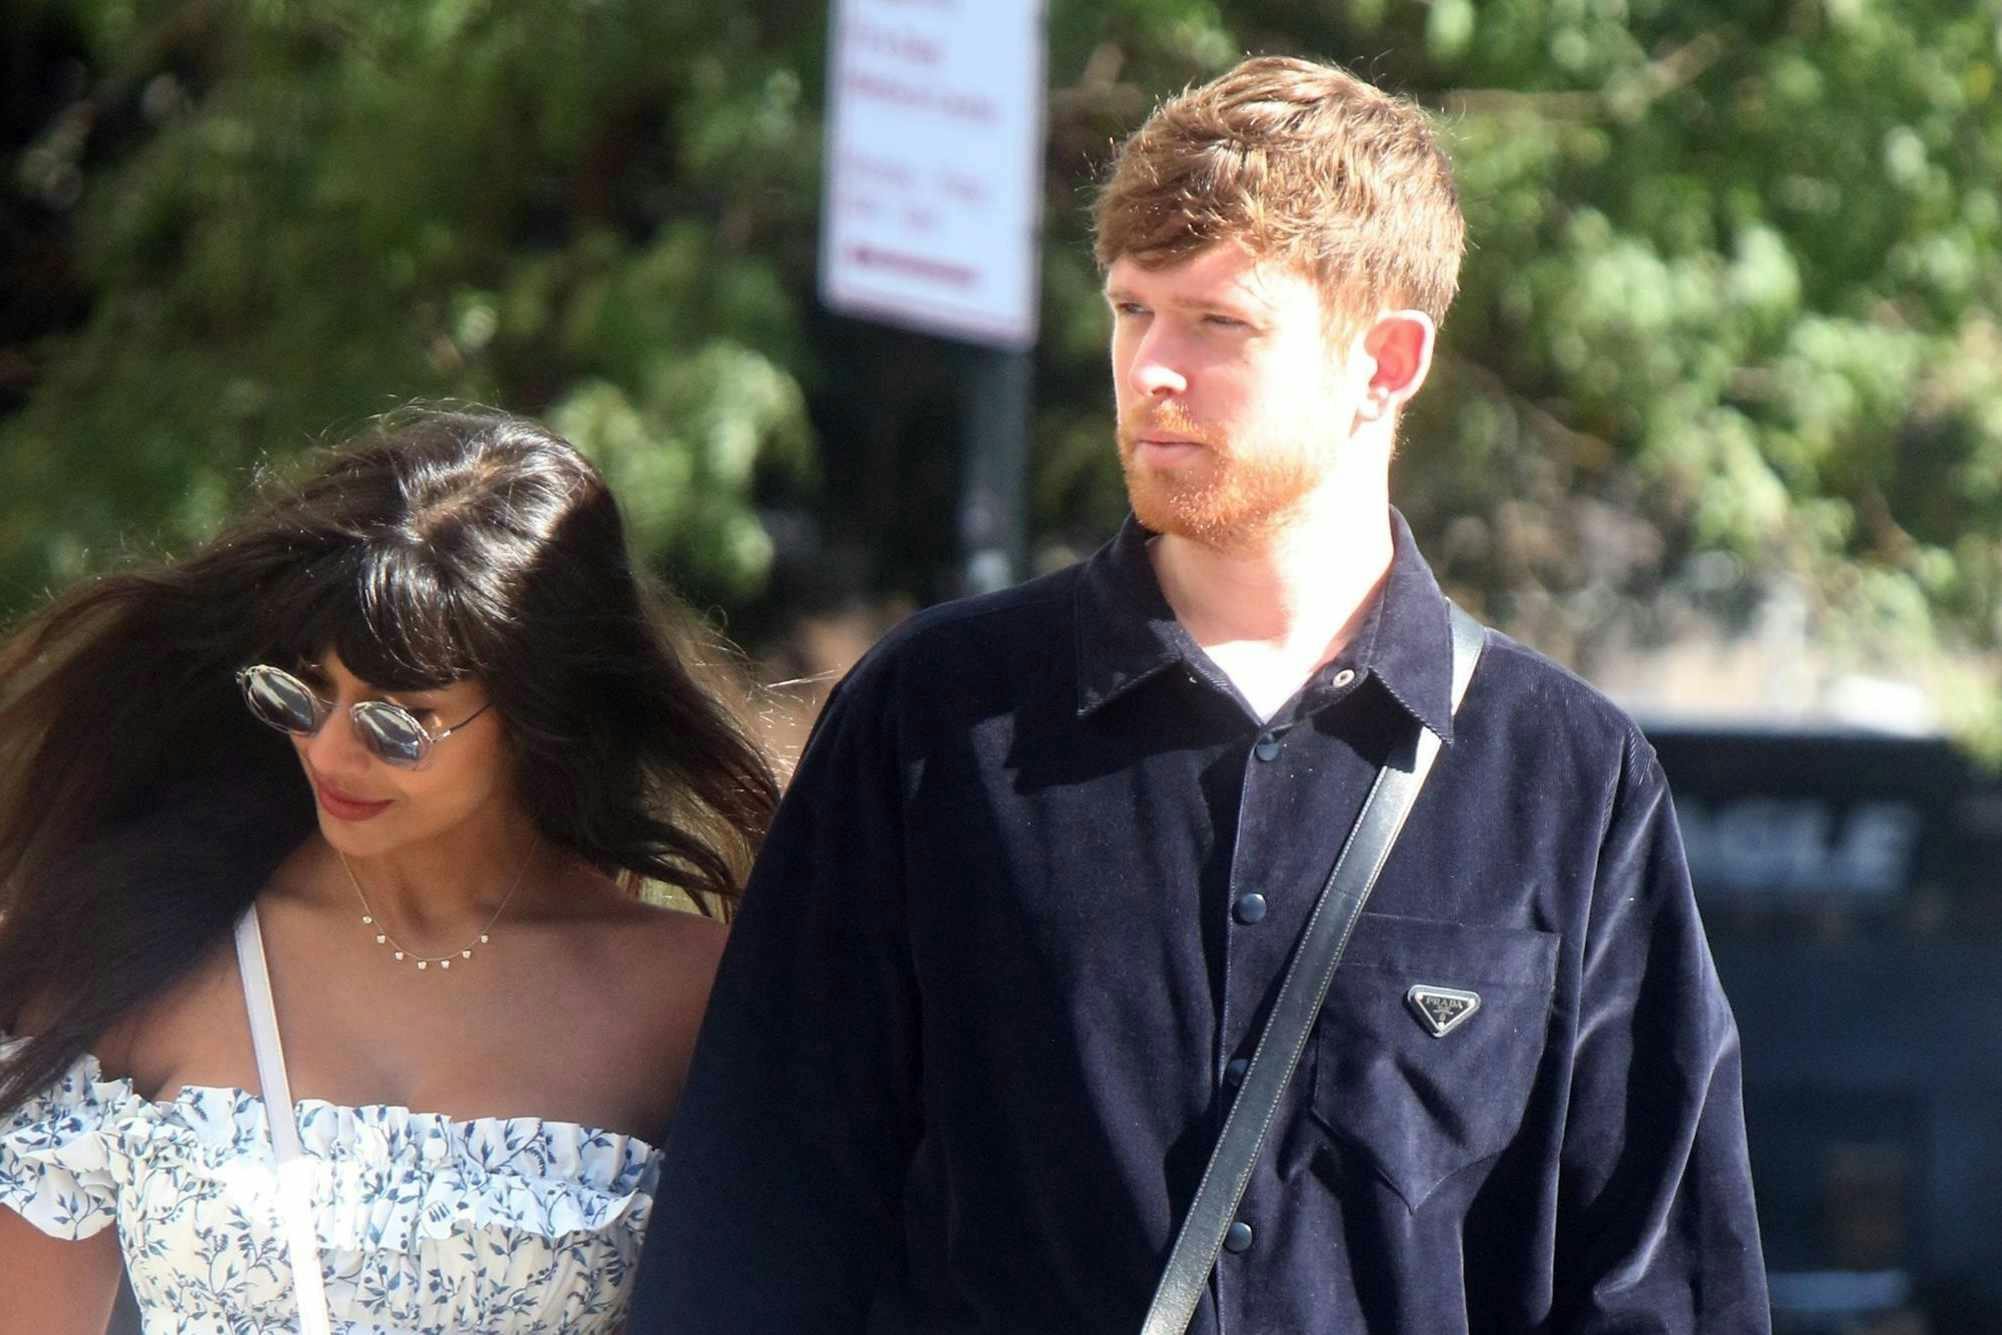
1033, 0, 2002, 723
5, 0, 2000, 729
2, 0, 819, 611
1391, 0, 2002, 624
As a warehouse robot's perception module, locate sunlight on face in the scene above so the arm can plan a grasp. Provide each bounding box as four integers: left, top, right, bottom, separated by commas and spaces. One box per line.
1105, 244, 1367, 548
287, 651, 515, 859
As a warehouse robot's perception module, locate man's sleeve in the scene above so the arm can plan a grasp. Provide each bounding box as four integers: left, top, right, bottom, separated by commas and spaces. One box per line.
1552, 733, 1772, 1333
627, 674, 922, 1332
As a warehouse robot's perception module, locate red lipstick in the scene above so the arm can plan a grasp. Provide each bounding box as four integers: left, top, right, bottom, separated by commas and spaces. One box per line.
312, 779, 392, 822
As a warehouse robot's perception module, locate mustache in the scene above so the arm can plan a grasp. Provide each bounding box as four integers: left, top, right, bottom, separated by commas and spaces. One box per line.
1118, 403, 1221, 448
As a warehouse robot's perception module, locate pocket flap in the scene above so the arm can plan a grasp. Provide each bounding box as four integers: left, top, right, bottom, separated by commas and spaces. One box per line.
1309, 912, 1560, 1211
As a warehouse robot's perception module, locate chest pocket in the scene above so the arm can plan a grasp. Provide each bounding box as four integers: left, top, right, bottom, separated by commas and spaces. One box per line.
1308, 911, 1560, 1212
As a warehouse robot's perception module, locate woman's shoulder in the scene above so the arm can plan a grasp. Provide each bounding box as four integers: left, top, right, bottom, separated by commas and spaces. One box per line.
545, 868, 727, 957
103, 932, 251, 1101
528, 871, 727, 1027
520, 876, 728, 1131
617, 895, 728, 965
13, 924, 241, 1104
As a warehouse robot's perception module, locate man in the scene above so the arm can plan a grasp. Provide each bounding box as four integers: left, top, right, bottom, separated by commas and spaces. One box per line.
632, 55, 1769, 1333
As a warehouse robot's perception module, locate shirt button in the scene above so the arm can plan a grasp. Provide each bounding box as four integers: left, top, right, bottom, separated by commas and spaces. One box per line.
1253, 733, 1281, 762
1233, 893, 1268, 925
1223, 1220, 1254, 1253
1223, 1057, 1249, 1087
1332, 668, 1356, 687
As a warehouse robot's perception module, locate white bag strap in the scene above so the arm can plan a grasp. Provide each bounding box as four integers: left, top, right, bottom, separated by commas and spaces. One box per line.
235, 904, 333, 1335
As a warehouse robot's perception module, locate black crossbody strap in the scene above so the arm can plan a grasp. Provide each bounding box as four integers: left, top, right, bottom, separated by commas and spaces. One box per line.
1139, 603, 1487, 1335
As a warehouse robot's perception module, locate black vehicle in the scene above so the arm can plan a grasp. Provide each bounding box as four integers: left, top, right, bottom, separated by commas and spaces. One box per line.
1647, 724, 2002, 1334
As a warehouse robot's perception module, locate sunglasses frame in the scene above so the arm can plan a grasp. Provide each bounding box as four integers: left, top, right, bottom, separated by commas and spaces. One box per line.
235, 664, 493, 770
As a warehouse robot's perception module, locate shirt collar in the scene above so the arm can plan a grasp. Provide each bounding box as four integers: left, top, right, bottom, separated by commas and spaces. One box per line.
1071, 515, 1191, 717
1073, 508, 1459, 742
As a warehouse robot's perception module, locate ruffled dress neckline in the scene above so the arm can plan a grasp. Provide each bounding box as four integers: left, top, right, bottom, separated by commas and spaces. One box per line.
0, 1037, 661, 1332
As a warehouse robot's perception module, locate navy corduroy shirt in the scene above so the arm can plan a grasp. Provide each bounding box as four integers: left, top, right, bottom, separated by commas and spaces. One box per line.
632, 512, 1769, 1334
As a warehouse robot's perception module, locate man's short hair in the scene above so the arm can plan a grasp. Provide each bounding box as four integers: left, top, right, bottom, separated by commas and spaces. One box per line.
1092, 55, 1466, 330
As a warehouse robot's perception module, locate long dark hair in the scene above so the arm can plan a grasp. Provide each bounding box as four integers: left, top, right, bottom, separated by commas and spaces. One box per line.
0, 406, 778, 1114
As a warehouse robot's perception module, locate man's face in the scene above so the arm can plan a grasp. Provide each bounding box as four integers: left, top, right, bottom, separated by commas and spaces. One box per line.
1106, 242, 1365, 549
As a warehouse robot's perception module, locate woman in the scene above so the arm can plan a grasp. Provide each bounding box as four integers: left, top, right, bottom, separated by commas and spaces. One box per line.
0, 407, 778, 1331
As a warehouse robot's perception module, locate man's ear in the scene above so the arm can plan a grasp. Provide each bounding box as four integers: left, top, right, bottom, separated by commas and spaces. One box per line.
1355, 311, 1436, 421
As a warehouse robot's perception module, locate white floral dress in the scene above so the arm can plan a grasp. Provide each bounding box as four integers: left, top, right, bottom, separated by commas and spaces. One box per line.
0, 1037, 661, 1333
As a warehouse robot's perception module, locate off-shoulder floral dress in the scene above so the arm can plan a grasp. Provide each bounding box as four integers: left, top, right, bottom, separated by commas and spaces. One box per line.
0, 1039, 661, 1332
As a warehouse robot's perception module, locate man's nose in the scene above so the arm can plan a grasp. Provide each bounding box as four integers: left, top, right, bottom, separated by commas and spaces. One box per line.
1128, 326, 1189, 398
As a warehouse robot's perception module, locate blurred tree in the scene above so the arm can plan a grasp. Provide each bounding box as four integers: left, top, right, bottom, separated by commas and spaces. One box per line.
1, 0, 822, 616
3, 0, 2000, 741
1033, 0, 2002, 746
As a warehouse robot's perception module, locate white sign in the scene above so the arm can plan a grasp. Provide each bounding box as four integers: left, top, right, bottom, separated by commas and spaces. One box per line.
821, 0, 1047, 348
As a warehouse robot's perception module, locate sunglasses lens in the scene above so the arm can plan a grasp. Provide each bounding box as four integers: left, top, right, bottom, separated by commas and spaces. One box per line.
352, 702, 429, 768
240, 668, 323, 734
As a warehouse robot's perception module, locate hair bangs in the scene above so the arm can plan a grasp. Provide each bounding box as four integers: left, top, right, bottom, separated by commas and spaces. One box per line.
252, 541, 487, 690
1093, 56, 1465, 327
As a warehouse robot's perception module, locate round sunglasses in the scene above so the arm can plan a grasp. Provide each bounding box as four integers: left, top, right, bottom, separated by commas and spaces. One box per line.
235, 664, 492, 769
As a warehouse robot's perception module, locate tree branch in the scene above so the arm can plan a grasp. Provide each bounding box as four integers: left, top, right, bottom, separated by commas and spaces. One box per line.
1437, 29, 1731, 123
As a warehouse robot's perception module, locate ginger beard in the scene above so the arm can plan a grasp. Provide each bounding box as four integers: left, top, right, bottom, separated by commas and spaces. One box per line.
1117, 400, 1328, 550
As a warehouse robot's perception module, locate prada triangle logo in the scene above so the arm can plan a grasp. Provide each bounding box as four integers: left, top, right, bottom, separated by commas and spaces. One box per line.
1405, 985, 1481, 1038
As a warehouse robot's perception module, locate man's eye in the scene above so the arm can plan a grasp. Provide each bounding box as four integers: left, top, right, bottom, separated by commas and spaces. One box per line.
1203, 314, 1247, 329
1113, 302, 1149, 317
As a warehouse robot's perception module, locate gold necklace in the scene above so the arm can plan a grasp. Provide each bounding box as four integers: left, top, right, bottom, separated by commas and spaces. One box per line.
336, 849, 530, 973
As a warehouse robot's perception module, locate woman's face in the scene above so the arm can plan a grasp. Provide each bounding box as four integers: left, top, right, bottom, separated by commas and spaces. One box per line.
288, 650, 515, 859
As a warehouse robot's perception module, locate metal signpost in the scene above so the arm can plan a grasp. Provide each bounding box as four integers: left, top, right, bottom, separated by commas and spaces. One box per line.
821, 0, 1047, 593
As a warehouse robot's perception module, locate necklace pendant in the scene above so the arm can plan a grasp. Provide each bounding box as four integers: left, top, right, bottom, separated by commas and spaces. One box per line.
338, 846, 528, 983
